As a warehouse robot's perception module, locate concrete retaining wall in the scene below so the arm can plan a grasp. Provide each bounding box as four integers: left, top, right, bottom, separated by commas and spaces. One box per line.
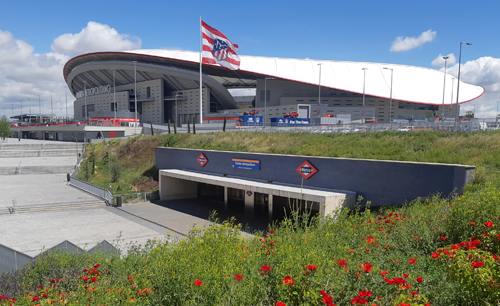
156, 147, 475, 206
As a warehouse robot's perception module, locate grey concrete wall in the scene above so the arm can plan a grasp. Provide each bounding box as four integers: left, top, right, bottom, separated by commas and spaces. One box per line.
156, 147, 475, 207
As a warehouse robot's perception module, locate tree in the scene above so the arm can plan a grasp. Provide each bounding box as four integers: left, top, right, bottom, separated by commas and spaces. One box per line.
0, 115, 12, 140
465, 111, 474, 119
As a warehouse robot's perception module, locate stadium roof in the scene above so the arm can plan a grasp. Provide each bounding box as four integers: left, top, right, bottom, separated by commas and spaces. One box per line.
64, 49, 485, 105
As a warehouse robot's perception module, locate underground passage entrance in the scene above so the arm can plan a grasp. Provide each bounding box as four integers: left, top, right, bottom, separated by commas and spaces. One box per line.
272, 195, 320, 221
227, 187, 245, 213
198, 183, 224, 202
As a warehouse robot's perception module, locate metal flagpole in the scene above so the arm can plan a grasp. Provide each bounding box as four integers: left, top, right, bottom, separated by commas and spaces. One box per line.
199, 17, 203, 125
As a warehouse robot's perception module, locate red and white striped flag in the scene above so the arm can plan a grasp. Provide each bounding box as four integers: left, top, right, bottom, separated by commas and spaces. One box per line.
201, 20, 240, 70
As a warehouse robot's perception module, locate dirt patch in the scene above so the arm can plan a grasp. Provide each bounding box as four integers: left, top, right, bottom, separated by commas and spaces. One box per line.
132, 179, 158, 192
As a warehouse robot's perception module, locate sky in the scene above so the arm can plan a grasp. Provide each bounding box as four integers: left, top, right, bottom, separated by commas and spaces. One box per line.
0, 0, 499, 119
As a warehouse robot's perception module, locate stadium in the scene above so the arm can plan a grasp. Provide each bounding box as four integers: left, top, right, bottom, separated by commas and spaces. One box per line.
63, 49, 485, 126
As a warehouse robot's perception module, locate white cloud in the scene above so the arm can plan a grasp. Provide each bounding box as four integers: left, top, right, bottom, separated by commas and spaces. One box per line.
51, 21, 141, 55
431, 53, 457, 67
0, 30, 71, 118
390, 29, 436, 52
447, 57, 500, 118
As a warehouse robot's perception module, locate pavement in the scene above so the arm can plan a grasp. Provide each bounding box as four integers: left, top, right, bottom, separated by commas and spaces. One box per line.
0, 139, 261, 261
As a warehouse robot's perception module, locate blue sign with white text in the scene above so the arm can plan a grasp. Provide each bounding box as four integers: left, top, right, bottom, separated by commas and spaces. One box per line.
232, 158, 260, 170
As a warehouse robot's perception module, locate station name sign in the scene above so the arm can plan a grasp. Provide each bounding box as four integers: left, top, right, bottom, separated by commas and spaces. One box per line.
76, 85, 112, 99
232, 158, 260, 170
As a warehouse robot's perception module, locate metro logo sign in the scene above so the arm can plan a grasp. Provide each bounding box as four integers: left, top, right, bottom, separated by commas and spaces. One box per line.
296, 161, 318, 179
197, 153, 208, 167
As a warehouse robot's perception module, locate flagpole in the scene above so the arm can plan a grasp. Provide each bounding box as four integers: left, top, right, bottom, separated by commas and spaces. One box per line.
199, 17, 203, 125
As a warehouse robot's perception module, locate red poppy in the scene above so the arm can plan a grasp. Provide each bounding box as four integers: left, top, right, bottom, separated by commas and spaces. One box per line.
366, 235, 376, 244
93, 263, 101, 268
32, 296, 40, 301
379, 270, 388, 276
408, 258, 416, 264
276, 302, 286, 306
234, 274, 243, 280
416, 277, 423, 283
320, 290, 335, 306
260, 265, 272, 272
440, 236, 446, 241
194, 279, 203, 286
362, 262, 372, 273
431, 252, 440, 258
337, 259, 348, 267
485, 221, 494, 227
91, 277, 98, 283
307, 264, 317, 271
82, 275, 89, 281
270, 230, 275, 234
471, 260, 485, 268
351, 295, 368, 305
282, 276, 295, 285
358, 290, 372, 297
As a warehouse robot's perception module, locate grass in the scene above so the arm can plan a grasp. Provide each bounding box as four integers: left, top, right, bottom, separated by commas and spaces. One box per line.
3, 130, 497, 305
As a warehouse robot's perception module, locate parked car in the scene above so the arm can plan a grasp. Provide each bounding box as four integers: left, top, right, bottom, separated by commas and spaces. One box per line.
284, 112, 299, 118
243, 110, 259, 116
396, 126, 411, 132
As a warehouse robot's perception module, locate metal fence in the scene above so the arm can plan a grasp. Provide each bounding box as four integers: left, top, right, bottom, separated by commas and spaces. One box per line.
112, 191, 159, 205
68, 177, 113, 204
0, 240, 119, 273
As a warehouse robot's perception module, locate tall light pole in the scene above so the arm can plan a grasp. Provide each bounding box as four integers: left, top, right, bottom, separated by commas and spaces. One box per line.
383, 67, 393, 130
450, 77, 455, 113
362, 68, 368, 123
20, 101, 23, 123
264, 77, 274, 127
317, 63, 322, 117
38, 95, 41, 123
83, 81, 88, 122
456, 42, 472, 127
65, 87, 68, 121
441, 56, 449, 119
113, 68, 116, 124
28, 98, 31, 123
50, 91, 53, 121
133, 61, 138, 134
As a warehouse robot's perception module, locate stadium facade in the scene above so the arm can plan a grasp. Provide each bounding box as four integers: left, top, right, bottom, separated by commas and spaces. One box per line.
64, 50, 485, 125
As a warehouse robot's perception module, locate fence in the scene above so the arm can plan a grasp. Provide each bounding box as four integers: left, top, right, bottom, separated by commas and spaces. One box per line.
0, 240, 119, 273
112, 191, 159, 205
68, 177, 113, 204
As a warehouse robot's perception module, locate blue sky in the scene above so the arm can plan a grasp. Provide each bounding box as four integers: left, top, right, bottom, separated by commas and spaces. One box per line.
0, 0, 499, 118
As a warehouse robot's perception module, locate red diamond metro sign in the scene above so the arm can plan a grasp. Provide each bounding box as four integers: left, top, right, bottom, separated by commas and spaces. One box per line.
197, 153, 208, 167
296, 160, 318, 179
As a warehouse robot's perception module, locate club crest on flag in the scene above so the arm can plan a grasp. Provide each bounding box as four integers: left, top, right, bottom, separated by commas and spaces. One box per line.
201, 20, 240, 70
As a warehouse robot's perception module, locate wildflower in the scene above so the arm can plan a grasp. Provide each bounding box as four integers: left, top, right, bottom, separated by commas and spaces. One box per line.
379, 270, 388, 276
194, 279, 203, 286
431, 252, 440, 258
351, 295, 368, 305
320, 290, 335, 306
358, 290, 372, 297
270, 230, 275, 234
260, 264, 272, 272
307, 264, 317, 271
362, 262, 372, 273
416, 277, 423, 283
366, 235, 376, 244
82, 275, 89, 281
282, 276, 295, 285
408, 258, 416, 264
276, 302, 286, 306
91, 277, 98, 283
440, 236, 446, 241
234, 274, 243, 281
471, 260, 485, 268
337, 259, 348, 267
470, 222, 475, 226
32, 296, 40, 301
485, 221, 494, 227
93, 263, 101, 268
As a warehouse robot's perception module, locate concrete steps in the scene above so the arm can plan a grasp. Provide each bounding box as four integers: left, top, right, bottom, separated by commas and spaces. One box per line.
0, 201, 106, 215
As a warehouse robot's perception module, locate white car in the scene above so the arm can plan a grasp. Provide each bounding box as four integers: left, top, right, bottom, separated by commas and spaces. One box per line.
397, 127, 411, 132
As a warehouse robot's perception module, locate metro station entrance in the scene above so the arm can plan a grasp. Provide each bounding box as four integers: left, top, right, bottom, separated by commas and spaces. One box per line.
272, 196, 320, 221
198, 183, 224, 202
254, 192, 269, 217
227, 187, 245, 213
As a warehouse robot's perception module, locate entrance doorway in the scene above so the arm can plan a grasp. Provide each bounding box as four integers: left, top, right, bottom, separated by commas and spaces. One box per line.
254, 192, 269, 217
227, 188, 245, 213
272, 196, 320, 221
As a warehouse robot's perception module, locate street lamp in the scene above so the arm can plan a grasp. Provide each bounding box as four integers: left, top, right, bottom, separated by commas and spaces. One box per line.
441, 56, 449, 119
113, 68, 117, 124
383, 68, 393, 130
317, 63, 322, 117
264, 77, 275, 127
20, 101, 23, 123
455, 42, 472, 128
362, 68, 368, 123
50, 91, 53, 121
38, 95, 41, 123
83, 81, 88, 122
65, 87, 68, 121
133, 61, 138, 134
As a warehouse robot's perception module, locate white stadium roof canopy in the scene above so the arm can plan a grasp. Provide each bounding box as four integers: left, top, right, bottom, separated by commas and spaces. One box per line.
65, 49, 484, 105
